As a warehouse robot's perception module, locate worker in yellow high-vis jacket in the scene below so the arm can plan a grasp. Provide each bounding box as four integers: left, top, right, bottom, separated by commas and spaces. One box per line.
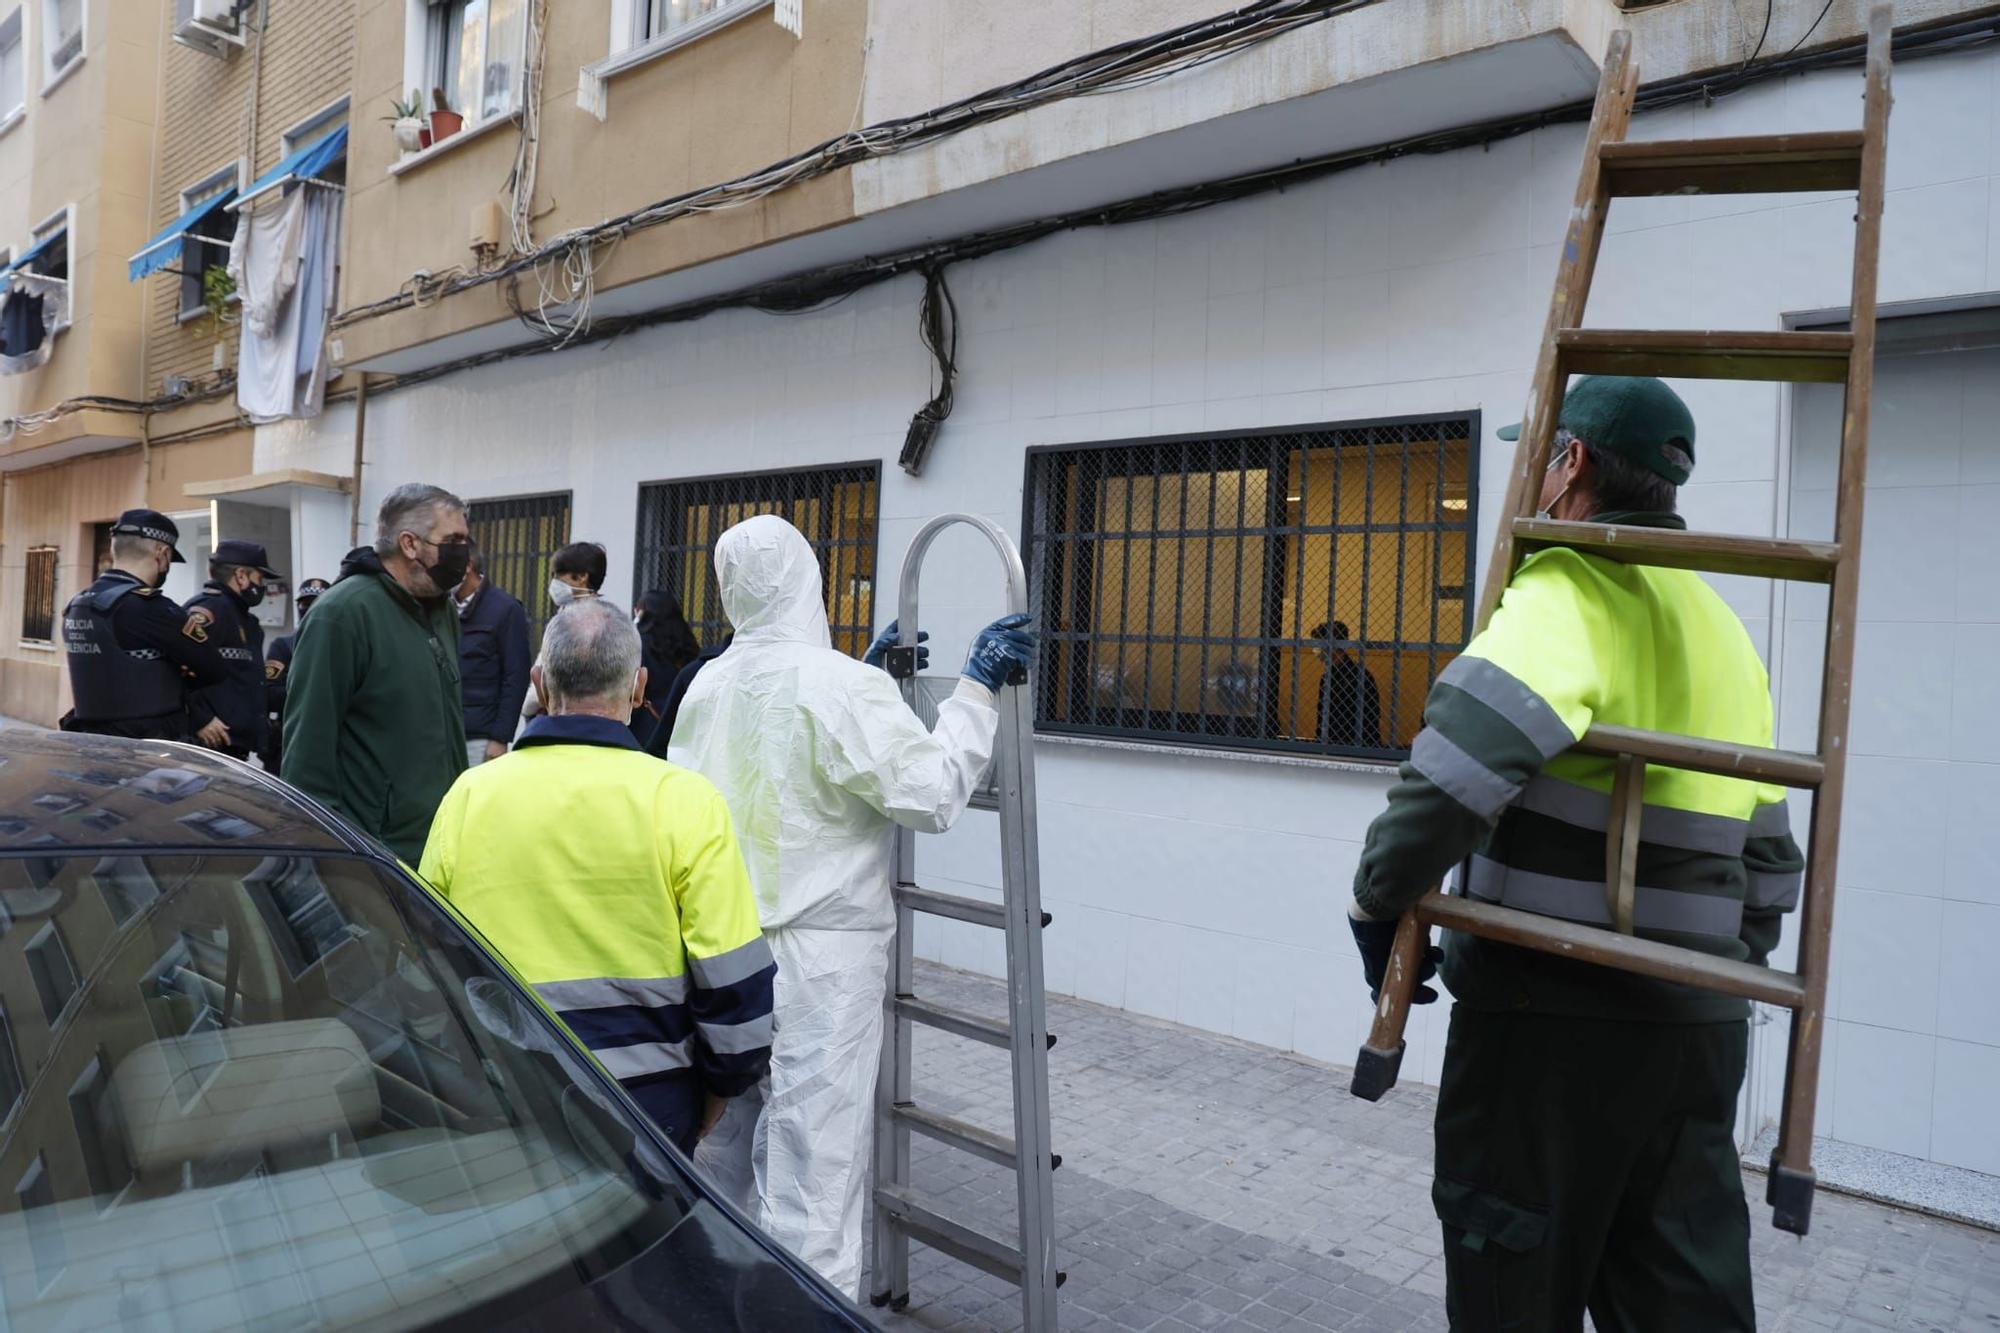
421, 597, 775, 1153
1348, 376, 1805, 1332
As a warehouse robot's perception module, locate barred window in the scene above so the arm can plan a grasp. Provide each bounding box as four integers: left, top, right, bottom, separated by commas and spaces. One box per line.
466, 492, 571, 651
633, 463, 880, 659
1026, 416, 1476, 760
21, 545, 57, 644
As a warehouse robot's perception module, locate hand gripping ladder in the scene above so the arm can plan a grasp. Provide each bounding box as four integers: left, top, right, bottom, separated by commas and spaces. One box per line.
1349, 8, 1893, 1240
869, 513, 1062, 1330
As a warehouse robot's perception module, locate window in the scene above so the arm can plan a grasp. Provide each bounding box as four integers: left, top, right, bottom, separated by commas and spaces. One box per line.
280, 98, 349, 158
639, 0, 765, 44
466, 491, 570, 651
26, 921, 78, 1024
90, 520, 111, 576
22, 544, 57, 643
42, 0, 80, 86
0, 7, 25, 122
68, 1052, 134, 1205
1026, 416, 1476, 761
29, 208, 66, 282
176, 166, 239, 320
635, 463, 880, 659
0, 1003, 22, 1123
426, 0, 525, 125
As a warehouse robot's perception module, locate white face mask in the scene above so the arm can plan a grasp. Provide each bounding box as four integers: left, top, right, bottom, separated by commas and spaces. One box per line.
548, 578, 577, 607
1536, 441, 1573, 521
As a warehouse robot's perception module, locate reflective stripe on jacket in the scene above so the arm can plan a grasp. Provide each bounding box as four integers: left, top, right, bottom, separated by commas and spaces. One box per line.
1353, 513, 1805, 1022
418, 713, 776, 1101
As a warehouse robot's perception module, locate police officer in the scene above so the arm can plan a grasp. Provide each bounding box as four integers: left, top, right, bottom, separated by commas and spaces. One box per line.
259, 575, 326, 774
60, 509, 231, 740
185, 539, 283, 761
1346, 377, 1805, 1331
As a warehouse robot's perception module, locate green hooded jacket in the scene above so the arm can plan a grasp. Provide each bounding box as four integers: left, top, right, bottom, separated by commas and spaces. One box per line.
281, 545, 467, 862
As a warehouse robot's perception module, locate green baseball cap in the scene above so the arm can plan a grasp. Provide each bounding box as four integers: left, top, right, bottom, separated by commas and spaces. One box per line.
1497, 375, 1696, 485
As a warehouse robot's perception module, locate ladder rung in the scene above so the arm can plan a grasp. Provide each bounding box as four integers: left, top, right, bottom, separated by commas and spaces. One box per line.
1600, 131, 1864, 196
1417, 894, 1808, 1008
896, 883, 1004, 929
875, 1185, 1024, 1284
893, 1102, 1017, 1168
1513, 517, 1840, 583
1574, 723, 1825, 788
1556, 328, 1852, 383
895, 996, 1011, 1048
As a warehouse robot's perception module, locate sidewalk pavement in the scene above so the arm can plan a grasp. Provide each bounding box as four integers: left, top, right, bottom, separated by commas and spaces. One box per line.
871, 962, 2000, 1332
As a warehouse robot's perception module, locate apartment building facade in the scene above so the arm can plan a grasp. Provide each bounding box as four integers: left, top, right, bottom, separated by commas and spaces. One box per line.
4, 0, 1995, 1210
0, 0, 354, 724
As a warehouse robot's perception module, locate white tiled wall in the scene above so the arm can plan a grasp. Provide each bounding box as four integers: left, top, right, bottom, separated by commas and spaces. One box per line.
263, 50, 2000, 1142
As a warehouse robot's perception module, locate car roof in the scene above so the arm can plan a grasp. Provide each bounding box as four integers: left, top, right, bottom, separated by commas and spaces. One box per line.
0, 729, 361, 855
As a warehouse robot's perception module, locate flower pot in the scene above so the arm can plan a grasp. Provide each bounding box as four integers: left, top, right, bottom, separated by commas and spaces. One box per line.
429, 110, 464, 142
419, 125, 433, 149
393, 117, 424, 153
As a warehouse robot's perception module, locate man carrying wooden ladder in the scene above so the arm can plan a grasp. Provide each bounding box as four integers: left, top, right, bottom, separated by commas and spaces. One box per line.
1345, 375, 1806, 1330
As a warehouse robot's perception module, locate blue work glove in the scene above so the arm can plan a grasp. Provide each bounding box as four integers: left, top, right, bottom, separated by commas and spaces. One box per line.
1349, 913, 1442, 1005
962, 613, 1037, 692
864, 620, 929, 673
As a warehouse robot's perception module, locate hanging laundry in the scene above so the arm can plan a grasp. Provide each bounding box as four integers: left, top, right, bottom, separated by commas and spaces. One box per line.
228, 186, 307, 337
230, 184, 340, 422
289, 189, 342, 421
0, 272, 69, 376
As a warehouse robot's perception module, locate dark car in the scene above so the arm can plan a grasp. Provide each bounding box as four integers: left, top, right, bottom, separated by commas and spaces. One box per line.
0, 729, 866, 1331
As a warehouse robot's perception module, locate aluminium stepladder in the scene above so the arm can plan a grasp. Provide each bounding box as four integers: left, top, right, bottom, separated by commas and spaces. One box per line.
1350, 7, 1893, 1239
869, 513, 1062, 1329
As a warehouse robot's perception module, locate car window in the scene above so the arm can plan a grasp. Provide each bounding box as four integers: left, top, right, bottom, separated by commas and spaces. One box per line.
0, 852, 849, 1330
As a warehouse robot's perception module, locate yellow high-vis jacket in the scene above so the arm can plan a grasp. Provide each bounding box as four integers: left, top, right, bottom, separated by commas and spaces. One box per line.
419, 713, 775, 1147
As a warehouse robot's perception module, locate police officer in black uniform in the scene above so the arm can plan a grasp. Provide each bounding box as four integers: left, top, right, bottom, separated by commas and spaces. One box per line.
60, 509, 232, 740
185, 539, 283, 762
258, 575, 326, 773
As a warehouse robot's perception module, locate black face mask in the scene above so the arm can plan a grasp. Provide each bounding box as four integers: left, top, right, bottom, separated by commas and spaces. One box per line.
239, 581, 267, 609
425, 540, 472, 591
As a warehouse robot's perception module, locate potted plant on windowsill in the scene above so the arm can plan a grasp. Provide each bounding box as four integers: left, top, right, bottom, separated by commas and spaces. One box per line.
428, 87, 464, 146
384, 90, 424, 154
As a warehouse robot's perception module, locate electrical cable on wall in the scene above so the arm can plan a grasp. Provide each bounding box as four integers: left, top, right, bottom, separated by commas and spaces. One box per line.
898, 266, 958, 477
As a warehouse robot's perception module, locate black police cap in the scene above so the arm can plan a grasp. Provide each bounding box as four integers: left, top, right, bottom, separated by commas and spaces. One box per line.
109, 509, 186, 563
212, 539, 283, 579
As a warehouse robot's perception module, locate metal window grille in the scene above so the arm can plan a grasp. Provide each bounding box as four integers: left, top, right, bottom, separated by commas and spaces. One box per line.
1025, 415, 1478, 761
21, 546, 57, 644
633, 462, 881, 659
466, 493, 571, 652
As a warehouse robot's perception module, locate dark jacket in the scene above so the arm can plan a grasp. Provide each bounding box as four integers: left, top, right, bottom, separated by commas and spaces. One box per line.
645, 634, 731, 759
457, 579, 531, 742
1317, 652, 1384, 750
281, 546, 467, 863
186, 581, 268, 756
260, 631, 298, 772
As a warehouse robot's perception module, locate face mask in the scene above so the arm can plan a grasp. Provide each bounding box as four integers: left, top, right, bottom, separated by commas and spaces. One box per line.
152, 557, 171, 590
1536, 443, 1573, 521
239, 581, 267, 608
425, 540, 472, 592
549, 578, 578, 607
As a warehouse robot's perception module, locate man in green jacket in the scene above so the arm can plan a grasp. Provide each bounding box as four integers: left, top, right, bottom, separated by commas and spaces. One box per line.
1348, 377, 1805, 1332
282, 483, 471, 863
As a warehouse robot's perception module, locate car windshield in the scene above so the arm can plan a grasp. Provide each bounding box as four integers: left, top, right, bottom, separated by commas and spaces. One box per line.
0, 849, 847, 1330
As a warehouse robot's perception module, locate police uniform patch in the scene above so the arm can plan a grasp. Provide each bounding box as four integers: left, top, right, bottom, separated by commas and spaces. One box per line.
265, 659, 285, 681
182, 607, 212, 642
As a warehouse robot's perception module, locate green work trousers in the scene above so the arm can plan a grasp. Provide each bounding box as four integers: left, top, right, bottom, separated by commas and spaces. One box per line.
1432, 1005, 1754, 1333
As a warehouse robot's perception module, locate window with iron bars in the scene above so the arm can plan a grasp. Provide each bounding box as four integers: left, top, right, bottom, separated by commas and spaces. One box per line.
633, 463, 880, 660
466, 493, 571, 653
21, 546, 57, 644
1025, 415, 1477, 761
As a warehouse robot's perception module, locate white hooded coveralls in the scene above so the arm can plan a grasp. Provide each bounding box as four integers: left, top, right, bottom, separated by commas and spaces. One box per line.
671, 515, 997, 1298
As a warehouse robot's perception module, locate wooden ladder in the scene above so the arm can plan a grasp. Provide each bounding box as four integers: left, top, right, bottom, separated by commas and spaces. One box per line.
1349, 6, 1893, 1239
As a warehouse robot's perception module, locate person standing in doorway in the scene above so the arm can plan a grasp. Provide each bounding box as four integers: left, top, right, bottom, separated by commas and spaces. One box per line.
455, 541, 531, 766
283, 483, 471, 863
260, 575, 327, 775
187, 540, 284, 761
59, 509, 230, 741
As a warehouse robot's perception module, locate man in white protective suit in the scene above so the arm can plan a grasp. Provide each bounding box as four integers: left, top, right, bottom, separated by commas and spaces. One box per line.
671, 514, 1036, 1298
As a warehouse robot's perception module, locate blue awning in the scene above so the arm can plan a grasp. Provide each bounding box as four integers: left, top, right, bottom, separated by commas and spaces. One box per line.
230, 124, 348, 213
128, 188, 237, 282
2, 233, 57, 277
